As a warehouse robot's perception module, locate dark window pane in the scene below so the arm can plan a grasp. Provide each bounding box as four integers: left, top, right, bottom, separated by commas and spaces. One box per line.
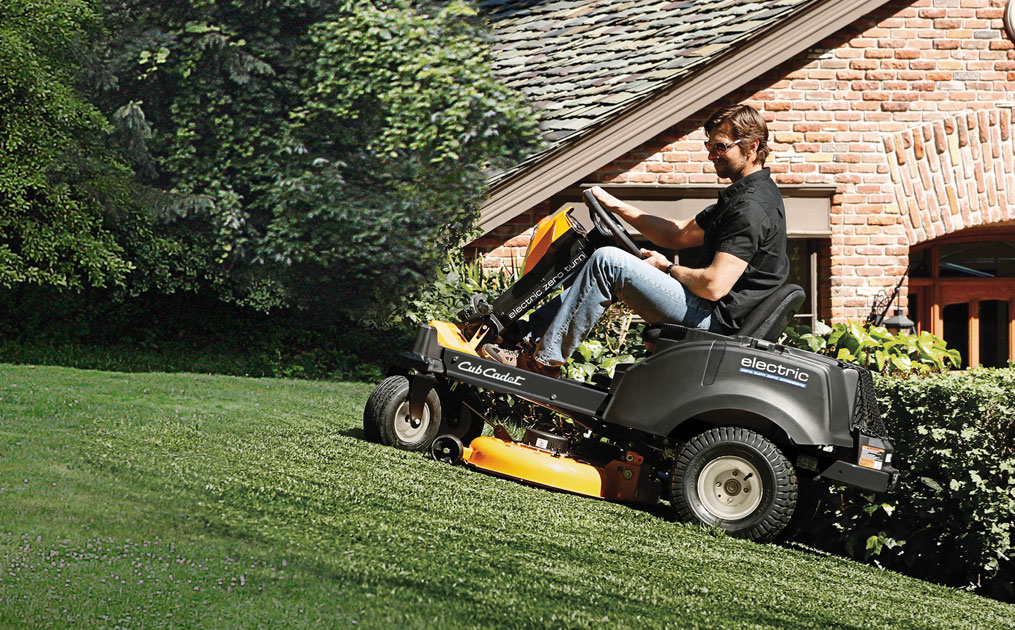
979, 300, 1010, 368
939, 240, 1015, 278
909, 247, 932, 278
943, 303, 969, 369
786, 240, 813, 317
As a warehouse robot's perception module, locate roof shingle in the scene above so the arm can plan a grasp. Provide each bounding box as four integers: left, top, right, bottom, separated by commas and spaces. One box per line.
478, 0, 820, 181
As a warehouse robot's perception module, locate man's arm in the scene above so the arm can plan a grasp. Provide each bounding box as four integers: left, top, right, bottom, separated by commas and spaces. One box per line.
642, 249, 748, 302
590, 186, 705, 250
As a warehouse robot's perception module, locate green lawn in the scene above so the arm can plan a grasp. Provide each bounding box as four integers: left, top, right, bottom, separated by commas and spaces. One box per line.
0, 364, 1012, 629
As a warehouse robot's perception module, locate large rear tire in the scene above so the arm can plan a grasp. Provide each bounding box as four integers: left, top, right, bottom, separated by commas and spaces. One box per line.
363, 375, 442, 451
669, 427, 797, 542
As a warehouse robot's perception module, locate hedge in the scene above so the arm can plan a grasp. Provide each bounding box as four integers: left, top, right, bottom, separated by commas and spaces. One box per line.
797, 368, 1015, 602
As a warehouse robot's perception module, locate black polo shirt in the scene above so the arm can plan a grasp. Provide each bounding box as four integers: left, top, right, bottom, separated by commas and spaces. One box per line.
694, 168, 789, 332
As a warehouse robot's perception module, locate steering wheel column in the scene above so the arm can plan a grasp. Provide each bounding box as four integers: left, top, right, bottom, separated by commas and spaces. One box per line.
582, 189, 645, 259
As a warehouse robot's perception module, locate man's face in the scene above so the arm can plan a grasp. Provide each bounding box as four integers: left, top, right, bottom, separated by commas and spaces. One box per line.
706, 123, 753, 181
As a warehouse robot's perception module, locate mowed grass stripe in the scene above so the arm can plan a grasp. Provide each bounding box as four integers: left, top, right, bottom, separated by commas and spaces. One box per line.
0, 364, 1011, 629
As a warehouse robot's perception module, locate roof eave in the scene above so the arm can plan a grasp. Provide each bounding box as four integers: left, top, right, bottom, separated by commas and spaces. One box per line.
478, 0, 893, 235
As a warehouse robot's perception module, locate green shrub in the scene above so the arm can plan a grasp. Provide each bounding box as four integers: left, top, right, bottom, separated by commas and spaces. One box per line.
563, 304, 647, 382
0, 286, 394, 382
783, 321, 961, 375
97, 0, 539, 318
797, 369, 1015, 602
402, 252, 517, 327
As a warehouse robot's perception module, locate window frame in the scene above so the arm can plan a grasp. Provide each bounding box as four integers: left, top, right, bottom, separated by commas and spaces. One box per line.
908, 228, 1015, 367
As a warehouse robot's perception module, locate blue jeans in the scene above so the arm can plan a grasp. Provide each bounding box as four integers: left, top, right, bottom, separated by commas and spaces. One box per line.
527, 247, 718, 365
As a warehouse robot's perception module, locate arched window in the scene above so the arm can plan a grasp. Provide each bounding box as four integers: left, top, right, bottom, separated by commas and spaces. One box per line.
908, 228, 1015, 368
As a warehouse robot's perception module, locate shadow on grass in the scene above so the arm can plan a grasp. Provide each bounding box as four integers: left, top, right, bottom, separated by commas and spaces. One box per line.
338, 427, 368, 440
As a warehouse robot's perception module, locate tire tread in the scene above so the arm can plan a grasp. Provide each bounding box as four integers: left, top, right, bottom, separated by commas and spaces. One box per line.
670, 426, 797, 542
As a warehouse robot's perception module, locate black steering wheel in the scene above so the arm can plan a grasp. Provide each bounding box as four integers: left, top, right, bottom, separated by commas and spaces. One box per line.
582, 188, 644, 259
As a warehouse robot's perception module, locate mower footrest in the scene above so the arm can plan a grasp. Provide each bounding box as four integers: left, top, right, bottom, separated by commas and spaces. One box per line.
820, 460, 899, 493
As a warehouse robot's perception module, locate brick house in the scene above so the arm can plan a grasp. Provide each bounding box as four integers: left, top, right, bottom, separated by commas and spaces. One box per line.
469, 0, 1015, 368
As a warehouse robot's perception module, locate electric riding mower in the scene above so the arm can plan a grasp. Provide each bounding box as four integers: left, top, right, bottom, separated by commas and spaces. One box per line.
363, 190, 899, 542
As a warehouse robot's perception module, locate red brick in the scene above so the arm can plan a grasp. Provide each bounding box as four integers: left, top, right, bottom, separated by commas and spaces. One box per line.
878, 39, 908, 49
850, 59, 880, 70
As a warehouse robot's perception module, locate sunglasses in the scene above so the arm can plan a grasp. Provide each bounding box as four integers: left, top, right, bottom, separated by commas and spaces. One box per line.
704, 139, 742, 154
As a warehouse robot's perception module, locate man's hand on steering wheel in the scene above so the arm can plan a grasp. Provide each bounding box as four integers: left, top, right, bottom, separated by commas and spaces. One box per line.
589, 186, 624, 212
583, 187, 644, 259
640, 249, 671, 272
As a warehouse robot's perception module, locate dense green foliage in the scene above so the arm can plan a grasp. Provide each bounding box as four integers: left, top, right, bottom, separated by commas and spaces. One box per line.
563, 304, 646, 381
1, 0, 538, 361
0, 0, 141, 290
95, 0, 538, 315
3, 364, 1014, 628
404, 251, 518, 327
784, 320, 961, 374
0, 286, 396, 381
798, 369, 1015, 602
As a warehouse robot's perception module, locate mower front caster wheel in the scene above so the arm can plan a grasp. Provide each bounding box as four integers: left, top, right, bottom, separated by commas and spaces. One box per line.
432, 434, 465, 464
669, 427, 797, 542
363, 375, 442, 451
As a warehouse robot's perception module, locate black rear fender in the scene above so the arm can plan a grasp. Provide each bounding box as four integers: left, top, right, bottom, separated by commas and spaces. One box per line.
602, 339, 856, 448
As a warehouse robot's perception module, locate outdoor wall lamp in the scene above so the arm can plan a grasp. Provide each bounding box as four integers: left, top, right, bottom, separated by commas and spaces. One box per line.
867, 268, 915, 334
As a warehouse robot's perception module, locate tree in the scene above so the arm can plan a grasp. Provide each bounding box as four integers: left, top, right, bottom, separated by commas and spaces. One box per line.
0, 0, 137, 290
99, 0, 539, 318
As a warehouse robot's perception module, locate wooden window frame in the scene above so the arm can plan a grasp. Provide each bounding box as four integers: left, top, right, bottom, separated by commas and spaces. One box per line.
908, 228, 1015, 367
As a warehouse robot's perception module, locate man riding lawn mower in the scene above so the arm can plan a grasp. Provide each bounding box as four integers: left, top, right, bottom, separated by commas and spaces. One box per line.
363, 105, 898, 542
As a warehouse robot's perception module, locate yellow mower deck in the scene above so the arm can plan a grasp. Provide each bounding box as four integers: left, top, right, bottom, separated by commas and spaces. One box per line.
460, 436, 655, 503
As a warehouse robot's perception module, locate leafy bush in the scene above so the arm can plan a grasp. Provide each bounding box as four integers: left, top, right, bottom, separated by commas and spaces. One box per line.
563, 305, 646, 382
0, 286, 394, 382
403, 253, 517, 327
796, 369, 1015, 602
783, 321, 961, 375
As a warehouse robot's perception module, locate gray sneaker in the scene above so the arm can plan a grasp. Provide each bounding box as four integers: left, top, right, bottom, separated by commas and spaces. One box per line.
479, 344, 521, 367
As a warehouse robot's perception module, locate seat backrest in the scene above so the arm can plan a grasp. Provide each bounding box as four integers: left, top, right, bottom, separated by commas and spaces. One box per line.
735, 283, 805, 341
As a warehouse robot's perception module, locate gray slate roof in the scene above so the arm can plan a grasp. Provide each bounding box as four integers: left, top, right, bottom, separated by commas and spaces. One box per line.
479, 0, 820, 182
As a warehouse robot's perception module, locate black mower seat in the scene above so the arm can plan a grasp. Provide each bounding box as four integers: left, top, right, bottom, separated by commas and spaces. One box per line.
642, 283, 805, 345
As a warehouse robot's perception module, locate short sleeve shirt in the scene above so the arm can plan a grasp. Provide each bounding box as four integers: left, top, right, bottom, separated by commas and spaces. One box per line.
693, 168, 789, 332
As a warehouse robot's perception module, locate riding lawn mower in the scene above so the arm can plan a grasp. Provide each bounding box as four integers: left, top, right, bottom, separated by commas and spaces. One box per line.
363, 190, 898, 542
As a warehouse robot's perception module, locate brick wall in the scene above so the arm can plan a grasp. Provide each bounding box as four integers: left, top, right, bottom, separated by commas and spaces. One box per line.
475, 0, 1015, 323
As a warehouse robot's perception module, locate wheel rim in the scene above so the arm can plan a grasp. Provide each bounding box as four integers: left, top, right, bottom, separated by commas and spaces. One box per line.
393, 400, 431, 443
696, 455, 763, 520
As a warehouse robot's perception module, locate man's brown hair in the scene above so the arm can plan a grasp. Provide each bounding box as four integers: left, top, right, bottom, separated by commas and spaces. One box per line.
704, 104, 770, 165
